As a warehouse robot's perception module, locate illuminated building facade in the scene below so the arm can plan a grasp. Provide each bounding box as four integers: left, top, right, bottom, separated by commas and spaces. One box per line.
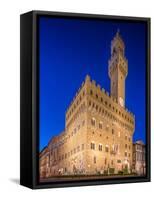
39, 31, 135, 178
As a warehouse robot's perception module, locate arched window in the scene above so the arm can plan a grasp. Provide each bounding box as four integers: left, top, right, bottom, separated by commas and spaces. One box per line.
105, 145, 109, 153
106, 124, 109, 131
96, 105, 98, 110
94, 156, 96, 164
91, 118, 96, 126
99, 144, 102, 151
91, 142, 95, 150
99, 121, 103, 129
77, 146, 80, 152
82, 120, 85, 126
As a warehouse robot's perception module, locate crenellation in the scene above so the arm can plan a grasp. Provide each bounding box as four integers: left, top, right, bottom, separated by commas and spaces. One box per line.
97, 84, 101, 90
106, 91, 109, 96
92, 80, 96, 86
85, 74, 90, 82
102, 88, 105, 93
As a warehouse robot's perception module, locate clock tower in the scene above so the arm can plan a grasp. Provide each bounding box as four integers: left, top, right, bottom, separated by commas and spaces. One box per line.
108, 30, 128, 107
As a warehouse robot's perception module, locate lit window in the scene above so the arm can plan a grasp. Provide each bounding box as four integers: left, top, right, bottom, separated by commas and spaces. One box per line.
82, 120, 85, 126
99, 122, 103, 129
118, 131, 121, 137
94, 156, 96, 164
106, 124, 109, 131
91, 118, 96, 126
99, 144, 102, 151
77, 146, 80, 152
91, 142, 95, 150
105, 145, 109, 152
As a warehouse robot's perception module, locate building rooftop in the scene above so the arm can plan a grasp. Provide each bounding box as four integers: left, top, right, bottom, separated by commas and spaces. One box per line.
66, 74, 135, 118
134, 140, 145, 145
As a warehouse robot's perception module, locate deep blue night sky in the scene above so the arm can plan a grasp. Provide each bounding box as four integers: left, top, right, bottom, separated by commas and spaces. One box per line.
39, 16, 146, 151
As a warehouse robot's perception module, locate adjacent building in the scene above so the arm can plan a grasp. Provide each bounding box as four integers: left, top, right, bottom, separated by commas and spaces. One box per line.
133, 140, 146, 175
39, 31, 136, 178
39, 146, 50, 178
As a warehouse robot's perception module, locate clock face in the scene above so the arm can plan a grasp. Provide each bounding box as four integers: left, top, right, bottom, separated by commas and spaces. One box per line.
119, 97, 124, 107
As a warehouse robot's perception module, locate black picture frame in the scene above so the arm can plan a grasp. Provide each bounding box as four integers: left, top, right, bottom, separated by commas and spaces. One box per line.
20, 10, 151, 189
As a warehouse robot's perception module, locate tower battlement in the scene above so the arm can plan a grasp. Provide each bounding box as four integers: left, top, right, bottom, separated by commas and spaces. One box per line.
66, 73, 135, 128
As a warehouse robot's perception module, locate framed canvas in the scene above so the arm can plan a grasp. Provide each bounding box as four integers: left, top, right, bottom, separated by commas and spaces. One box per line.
20, 10, 151, 189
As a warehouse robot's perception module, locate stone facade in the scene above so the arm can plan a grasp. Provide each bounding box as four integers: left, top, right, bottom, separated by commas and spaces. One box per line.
39, 31, 135, 178
39, 146, 50, 178
132, 141, 146, 175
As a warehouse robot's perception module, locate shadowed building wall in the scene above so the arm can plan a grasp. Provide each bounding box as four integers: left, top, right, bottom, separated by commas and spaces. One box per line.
132, 140, 146, 175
